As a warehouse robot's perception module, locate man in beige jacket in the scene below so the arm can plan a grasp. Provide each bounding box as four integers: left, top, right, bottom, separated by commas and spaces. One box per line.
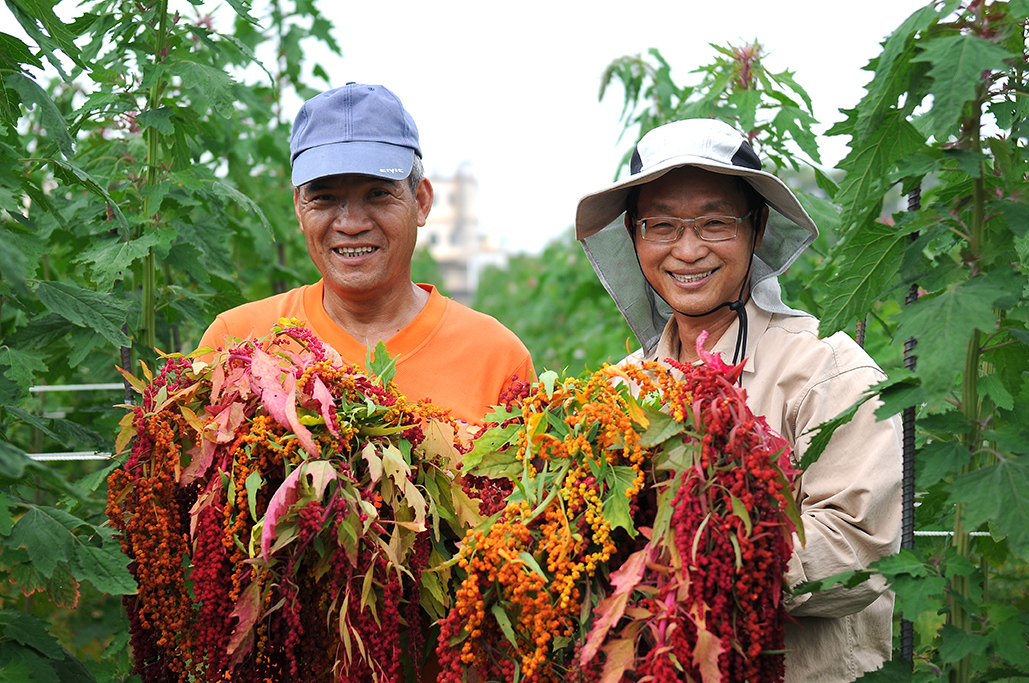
575, 118, 903, 682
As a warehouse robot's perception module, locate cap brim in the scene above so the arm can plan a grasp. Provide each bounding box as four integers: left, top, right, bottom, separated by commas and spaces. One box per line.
574, 154, 817, 243
291, 141, 416, 186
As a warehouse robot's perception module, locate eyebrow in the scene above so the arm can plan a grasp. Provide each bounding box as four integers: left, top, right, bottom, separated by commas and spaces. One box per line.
301, 176, 401, 196
642, 199, 739, 215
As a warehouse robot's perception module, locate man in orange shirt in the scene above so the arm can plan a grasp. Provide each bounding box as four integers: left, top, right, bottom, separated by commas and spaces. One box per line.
199, 83, 533, 424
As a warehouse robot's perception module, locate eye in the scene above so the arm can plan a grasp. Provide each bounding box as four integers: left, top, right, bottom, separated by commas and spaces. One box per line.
700, 216, 733, 228
644, 218, 677, 231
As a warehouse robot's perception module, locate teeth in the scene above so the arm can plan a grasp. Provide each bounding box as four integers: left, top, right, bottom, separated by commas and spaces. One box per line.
672, 271, 711, 283
335, 246, 376, 257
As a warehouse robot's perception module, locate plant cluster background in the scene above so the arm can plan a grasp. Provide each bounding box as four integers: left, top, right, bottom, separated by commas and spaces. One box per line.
1, 0, 1028, 681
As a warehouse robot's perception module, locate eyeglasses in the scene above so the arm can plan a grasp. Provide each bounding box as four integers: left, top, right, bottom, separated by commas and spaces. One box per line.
635, 210, 754, 243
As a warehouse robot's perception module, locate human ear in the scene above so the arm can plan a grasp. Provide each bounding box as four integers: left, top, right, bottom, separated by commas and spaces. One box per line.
415, 178, 433, 226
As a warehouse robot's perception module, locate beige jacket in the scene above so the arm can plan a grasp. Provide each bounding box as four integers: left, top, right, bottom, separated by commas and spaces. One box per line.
627, 300, 903, 683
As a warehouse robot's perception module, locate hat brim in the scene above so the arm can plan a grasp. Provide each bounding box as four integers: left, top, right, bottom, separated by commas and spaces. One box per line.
575, 153, 818, 243
291, 141, 417, 186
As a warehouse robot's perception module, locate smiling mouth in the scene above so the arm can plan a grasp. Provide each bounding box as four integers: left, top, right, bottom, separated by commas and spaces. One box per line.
671, 269, 715, 283
333, 246, 377, 257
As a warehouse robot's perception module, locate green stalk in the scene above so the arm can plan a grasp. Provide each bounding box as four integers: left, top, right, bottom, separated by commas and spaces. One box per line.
140, 0, 170, 352
948, 77, 986, 683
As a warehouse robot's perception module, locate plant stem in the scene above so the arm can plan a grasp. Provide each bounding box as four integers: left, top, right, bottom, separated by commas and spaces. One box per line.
949, 69, 986, 683
141, 0, 170, 353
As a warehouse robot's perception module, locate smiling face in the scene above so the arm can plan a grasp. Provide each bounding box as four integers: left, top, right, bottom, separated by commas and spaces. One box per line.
294, 173, 433, 308
631, 166, 766, 331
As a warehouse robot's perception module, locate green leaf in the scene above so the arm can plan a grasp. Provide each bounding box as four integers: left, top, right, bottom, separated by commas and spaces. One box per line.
5, 73, 74, 159
0, 609, 64, 659
0, 428, 30, 475
136, 106, 174, 135
73, 544, 137, 595
42, 158, 129, 229
462, 423, 521, 472
173, 61, 238, 118
937, 624, 990, 663
0, 348, 47, 389
911, 34, 1014, 139
817, 217, 910, 336
33, 280, 130, 347
601, 465, 639, 536
516, 551, 547, 580
490, 603, 519, 649
637, 408, 681, 447
245, 469, 263, 521
946, 457, 1029, 559
799, 395, 868, 471
916, 441, 972, 490
872, 549, 929, 578
366, 341, 398, 386
888, 573, 947, 619
833, 111, 925, 227
897, 269, 1021, 399
210, 180, 272, 235
5, 0, 86, 74
979, 372, 1014, 411
5, 507, 78, 576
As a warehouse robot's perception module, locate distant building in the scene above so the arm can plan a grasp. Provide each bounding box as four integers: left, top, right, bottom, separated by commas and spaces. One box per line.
419, 164, 507, 305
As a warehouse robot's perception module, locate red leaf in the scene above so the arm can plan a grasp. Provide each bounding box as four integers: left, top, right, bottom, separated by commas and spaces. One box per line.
181, 438, 216, 487
260, 461, 337, 558
250, 348, 319, 457
312, 374, 339, 437
582, 546, 651, 664
227, 578, 261, 659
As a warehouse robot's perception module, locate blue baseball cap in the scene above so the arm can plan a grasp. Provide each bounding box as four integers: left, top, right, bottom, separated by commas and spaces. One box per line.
289, 82, 421, 186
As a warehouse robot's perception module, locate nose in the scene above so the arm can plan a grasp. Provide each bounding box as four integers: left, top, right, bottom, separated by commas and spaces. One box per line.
330, 200, 372, 234
668, 226, 709, 261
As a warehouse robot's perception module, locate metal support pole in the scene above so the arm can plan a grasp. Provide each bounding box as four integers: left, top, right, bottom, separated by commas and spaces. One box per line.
900, 185, 921, 666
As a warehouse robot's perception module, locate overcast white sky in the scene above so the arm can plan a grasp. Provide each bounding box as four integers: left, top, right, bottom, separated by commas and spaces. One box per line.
8, 0, 932, 253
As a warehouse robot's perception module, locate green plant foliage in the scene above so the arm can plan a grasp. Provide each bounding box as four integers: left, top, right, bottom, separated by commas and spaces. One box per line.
0, 0, 341, 676
814, 2, 1029, 680
473, 230, 635, 375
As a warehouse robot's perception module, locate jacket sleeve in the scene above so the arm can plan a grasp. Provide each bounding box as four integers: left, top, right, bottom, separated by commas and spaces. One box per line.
782, 361, 903, 618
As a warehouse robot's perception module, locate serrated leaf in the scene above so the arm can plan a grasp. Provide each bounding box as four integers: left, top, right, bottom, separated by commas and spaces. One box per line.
1, 348, 47, 390
872, 549, 929, 578
601, 465, 638, 536
897, 269, 1020, 399
911, 34, 1014, 139
916, 441, 972, 490
5, 73, 74, 159
937, 623, 990, 663
834, 112, 925, 227
946, 457, 1029, 559
5, 507, 80, 576
366, 341, 397, 386
44, 158, 129, 229
637, 408, 681, 447
74, 230, 177, 291
799, 396, 866, 471
890, 574, 948, 620
0, 609, 64, 659
33, 280, 130, 347
818, 218, 910, 336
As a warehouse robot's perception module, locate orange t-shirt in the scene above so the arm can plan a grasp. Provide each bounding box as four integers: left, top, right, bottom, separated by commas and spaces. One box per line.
198, 281, 534, 424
